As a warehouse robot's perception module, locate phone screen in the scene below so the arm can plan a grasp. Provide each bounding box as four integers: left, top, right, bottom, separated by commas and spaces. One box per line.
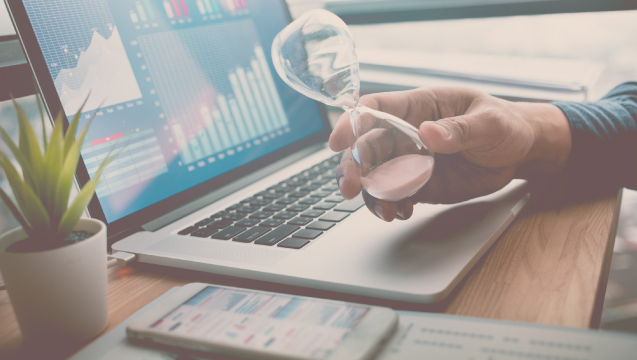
150, 286, 371, 359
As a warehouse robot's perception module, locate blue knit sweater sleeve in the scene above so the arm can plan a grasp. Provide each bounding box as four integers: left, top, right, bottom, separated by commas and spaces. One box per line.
553, 82, 637, 190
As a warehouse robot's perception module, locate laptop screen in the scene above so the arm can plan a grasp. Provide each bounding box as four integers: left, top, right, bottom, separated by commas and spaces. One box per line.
18, 0, 325, 223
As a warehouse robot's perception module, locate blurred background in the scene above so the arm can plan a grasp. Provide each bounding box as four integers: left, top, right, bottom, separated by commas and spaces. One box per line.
1, 0, 637, 331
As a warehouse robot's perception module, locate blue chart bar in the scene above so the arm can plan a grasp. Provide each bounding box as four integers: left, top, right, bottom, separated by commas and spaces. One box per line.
189, 137, 204, 160
200, 106, 223, 153
228, 97, 250, 142
250, 58, 278, 132
198, 130, 213, 157
172, 124, 194, 164
246, 69, 270, 133
174, 45, 291, 165
212, 109, 232, 149
217, 95, 241, 146
229, 72, 258, 138
235, 67, 264, 135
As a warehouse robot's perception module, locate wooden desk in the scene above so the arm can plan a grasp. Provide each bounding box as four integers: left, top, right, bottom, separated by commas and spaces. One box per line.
0, 182, 621, 360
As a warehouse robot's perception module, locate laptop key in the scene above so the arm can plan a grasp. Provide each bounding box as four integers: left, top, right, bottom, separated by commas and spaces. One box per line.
300, 184, 322, 191
212, 226, 245, 240
259, 218, 285, 228
261, 190, 286, 199
236, 205, 260, 214
249, 211, 272, 220
287, 204, 309, 212
334, 196, 365, 212
324, 195, 345, 203
287, 217, 312, 226
263, 204, 286, 212
319, 212, 349, 222
298, 197, 320, 205
223, 212, 246, 220
310, 191, 332, 198
226, 203, 243, 210
300, 209, 325, 218
277, 238, 310, 249
292, 229, 322, 239
178, 226, 198, 235
288, 190, 310, 198
313, 202, 336, 210
276, 198, 297, 205
273, 211, 296, 220
209, 219, 233, 229
211, 210, 231, 219
321, 184, 339, 191
250, 198, 272, 207
191, 227, 219, 237
233, 227, 271, 243
254, 225, 299, 246
194, 218, 214, 227
306, 221, 335, 231
236, 218, 261, 227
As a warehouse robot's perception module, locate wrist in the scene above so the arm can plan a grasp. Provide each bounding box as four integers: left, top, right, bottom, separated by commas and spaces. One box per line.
517, 102, 572, 175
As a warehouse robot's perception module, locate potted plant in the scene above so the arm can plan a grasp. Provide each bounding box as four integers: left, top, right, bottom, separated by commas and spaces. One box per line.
0, 94, 116, 342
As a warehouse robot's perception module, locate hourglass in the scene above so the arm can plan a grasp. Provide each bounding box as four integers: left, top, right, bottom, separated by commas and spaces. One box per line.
271, 9, 434, 202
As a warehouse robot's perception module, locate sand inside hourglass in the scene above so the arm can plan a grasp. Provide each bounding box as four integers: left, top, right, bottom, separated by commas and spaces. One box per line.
360, 154, 434, 202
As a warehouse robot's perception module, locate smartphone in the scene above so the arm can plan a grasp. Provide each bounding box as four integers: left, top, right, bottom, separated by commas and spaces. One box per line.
127, 283, 398, 360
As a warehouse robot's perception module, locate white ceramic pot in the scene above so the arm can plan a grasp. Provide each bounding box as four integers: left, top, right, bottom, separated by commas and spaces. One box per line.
0, 218, 108, 341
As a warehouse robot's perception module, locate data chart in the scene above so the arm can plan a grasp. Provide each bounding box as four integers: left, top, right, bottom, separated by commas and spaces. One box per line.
23, 0, 142, 115
138, 19, 290, 165
81, 128, 168, 198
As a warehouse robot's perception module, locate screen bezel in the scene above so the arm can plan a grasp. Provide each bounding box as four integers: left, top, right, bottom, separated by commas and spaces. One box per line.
127, 283, 398, 360
6, 0, 332, 237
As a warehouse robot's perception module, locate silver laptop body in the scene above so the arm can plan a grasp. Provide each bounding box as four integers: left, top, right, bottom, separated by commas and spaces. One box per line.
9, 0, 529, 304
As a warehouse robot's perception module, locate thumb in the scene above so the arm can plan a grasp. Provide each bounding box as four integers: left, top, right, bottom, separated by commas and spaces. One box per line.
419, 115, 472, 154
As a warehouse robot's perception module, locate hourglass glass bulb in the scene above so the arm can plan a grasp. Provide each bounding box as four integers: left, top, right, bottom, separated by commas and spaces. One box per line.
272, 9, 434, 202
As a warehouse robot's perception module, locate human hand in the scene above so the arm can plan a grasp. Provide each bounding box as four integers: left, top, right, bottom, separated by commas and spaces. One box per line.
329, 87, 571, 221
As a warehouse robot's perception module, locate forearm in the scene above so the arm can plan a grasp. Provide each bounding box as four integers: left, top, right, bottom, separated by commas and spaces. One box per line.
515, 102, 572, 177
554, 82, 637, 190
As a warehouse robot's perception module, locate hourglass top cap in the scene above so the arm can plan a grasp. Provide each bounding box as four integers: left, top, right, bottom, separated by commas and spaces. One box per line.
271, 9, 360, 108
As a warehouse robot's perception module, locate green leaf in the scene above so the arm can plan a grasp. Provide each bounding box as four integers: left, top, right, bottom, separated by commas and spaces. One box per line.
0, 186, 34, 237
63, 96, 90, 157
0, 151, 49, 232
42, 114, 64, 213
12, 97, 44, 195
0, 126, 37, 191
52, 123, 86, 225
56, 152, 113, 240
18, 179, 51, 233
0, 150, 28, 214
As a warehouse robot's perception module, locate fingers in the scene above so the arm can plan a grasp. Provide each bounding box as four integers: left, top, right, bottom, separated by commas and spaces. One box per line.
419, 108, 505, 155
361, 188, 414, 222
335, 150, 362, 200
329, 110, 355, 152
329, 89, 420, 152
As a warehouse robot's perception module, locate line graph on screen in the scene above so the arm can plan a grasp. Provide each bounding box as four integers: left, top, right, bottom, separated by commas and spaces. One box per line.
53, 25, 142, 115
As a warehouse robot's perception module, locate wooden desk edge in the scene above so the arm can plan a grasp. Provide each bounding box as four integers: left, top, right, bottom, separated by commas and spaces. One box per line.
589, 188, 623, 328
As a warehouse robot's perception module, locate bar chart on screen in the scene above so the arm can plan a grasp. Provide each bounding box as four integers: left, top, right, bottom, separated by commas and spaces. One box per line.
81, 128, 168, 197
138, 19, 290, 167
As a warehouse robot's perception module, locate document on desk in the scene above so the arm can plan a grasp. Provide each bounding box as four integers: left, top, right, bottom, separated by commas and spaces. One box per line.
72, 288, 637, 360
378, 312, 637, 360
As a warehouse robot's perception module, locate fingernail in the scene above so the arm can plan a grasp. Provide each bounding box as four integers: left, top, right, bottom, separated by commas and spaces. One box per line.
337, 176, 344, 189
435, 123, 451, 138
374, 204, 384, 219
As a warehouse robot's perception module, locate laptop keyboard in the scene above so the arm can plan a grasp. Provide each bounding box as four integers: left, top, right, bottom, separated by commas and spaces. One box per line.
177, 154, 365, 249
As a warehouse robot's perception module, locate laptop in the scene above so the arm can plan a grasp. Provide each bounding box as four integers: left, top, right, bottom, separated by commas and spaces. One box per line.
8, 0, 530, 303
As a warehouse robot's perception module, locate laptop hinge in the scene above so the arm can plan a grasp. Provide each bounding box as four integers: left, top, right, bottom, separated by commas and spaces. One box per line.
141, 142, 329, 232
